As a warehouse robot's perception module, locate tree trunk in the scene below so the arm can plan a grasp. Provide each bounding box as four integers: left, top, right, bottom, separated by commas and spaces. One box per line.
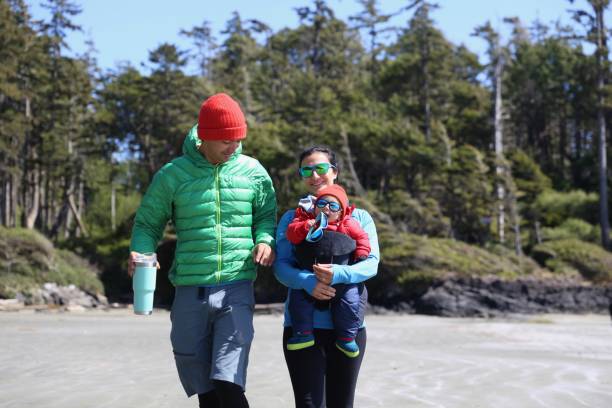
3, 178, 9, 227
421, 48, 431, 142
143, 132, 156, 180
494, 52, 505, 244
377, 176, 386, 200
43, 169, 51, 232
513, 220, 523, 256
50, 200, 69, 239
39, 170, 45, 229
77, 178, 85, 238
63, 175, 74, 238
597, 100, 610, 249
25, 163, 40, 229
241, 65, 252, 115
534, 221, 542, 245
339, 124, 366, 197
11, 172, 19, 227
23, 95, 40, 229
505, 176, 523, 256
572, 121, 583, 186
63, 173, 78, 238
595, 2, 610, 250
49, 177, 64, 235
339, 124, 395, 227
424, 79, 431, 142
68, 193, 88, 237
111, 181, 116, 232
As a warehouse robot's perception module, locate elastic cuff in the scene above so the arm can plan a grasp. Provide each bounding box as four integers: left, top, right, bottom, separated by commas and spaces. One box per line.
303, 275, 318, 294
330, 265, 346, 285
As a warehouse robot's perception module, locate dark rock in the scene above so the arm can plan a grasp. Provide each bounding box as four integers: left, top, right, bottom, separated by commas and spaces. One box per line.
404, 276, 612, 317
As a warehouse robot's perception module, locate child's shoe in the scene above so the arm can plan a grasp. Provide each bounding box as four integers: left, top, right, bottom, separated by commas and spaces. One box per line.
287, 332, 315, 351
335, 338, 359, 358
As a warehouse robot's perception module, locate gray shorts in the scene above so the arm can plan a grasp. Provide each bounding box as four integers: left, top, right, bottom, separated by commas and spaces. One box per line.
170, 280, 255, 396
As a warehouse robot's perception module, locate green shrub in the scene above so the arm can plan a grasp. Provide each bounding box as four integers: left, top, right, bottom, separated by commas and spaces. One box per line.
532, 239, 612, 282
0, 227, 103, 298
534, 190, 599, 226
508, 149, 552, 199
373, 190, 450, 236
541, 218, 599, 243
375, 231, 543, 289
49, 250, 104, 294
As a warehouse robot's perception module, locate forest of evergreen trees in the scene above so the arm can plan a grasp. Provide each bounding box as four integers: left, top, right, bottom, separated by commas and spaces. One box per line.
1, 0, 611, 299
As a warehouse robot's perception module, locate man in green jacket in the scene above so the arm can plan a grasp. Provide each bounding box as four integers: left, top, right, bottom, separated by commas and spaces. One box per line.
128, 93, 276, 407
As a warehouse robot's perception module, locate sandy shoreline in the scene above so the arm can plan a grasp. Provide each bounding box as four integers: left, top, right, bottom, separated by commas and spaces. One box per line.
0, 310, 610, 408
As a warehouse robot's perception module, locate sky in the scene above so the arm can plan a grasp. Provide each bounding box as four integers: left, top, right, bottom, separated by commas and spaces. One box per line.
29, 0, 596, 72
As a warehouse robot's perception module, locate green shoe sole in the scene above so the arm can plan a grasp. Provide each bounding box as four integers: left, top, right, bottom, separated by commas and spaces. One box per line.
287, 339, 315, 351
335, 343, 360, 358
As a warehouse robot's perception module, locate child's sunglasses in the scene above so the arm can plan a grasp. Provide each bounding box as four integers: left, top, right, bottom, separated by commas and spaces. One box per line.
298, 163, 336, 178
315, 199, 342, 213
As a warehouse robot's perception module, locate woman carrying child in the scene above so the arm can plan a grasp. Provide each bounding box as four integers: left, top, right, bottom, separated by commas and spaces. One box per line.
274, 146, 380, 408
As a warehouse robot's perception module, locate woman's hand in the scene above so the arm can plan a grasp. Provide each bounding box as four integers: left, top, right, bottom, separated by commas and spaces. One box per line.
312, 263, 333, 285
311, 281, 336, 300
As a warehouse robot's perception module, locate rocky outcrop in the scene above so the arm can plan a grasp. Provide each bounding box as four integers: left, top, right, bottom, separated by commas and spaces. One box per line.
23, 283, 108, 310
410, 276, 612, 317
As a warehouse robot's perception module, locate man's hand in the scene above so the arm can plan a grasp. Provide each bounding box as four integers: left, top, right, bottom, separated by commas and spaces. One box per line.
127, 251, 138, 277
312, 263, 334, 285
252, 243, 275, 266
311, 281, 336, 300
127, 251, 160, 277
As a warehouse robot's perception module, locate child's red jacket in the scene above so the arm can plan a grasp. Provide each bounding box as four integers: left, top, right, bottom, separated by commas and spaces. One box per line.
286, 205, 371, 260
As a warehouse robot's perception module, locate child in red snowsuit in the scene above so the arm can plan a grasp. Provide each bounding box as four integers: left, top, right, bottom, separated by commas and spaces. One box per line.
285, 184, 370, 357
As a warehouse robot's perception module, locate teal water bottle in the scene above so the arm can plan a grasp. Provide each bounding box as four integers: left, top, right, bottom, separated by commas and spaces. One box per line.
133, 252, 157, 315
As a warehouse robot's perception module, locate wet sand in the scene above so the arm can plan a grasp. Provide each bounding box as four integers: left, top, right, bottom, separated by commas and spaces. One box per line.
0, 310, 610, 407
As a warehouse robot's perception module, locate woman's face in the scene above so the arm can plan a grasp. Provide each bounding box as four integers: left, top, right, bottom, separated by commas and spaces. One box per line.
300, 151, 337, 195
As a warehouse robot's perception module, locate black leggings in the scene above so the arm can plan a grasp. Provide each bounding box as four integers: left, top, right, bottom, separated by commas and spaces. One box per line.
198, 380, 249, 408
282, 327, 367, 408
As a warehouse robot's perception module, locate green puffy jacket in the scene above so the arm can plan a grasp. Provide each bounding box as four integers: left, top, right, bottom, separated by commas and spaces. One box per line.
130, 125, 277, 286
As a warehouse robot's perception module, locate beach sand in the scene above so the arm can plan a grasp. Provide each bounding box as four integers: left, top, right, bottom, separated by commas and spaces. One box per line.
0, 310, 610, 408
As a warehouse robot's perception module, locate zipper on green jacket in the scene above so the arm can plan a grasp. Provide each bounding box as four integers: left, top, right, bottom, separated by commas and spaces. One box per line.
215, 165, 222, 283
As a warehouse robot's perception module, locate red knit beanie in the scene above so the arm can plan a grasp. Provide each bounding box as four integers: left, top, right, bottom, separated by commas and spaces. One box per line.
197, 93, 247, 141
316, 184, 349, 217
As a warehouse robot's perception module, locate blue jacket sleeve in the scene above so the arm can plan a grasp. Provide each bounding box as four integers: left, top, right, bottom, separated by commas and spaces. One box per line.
330, 208, 380, 285
273, 210, 318, 294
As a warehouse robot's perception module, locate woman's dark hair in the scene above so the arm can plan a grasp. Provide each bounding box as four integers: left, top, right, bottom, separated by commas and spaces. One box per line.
298, 146, 339, 172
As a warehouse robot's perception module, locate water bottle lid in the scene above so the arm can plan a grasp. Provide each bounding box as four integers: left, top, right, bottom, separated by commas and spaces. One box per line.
134, 253, 157, 267
135, 260, 157, 267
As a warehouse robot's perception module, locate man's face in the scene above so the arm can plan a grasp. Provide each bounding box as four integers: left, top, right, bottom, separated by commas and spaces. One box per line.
199, 140, 241, 164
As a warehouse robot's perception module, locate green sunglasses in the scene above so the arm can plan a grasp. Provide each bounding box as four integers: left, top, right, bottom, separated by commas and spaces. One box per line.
315, 199, 342, 212
298, 163, 336, 178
